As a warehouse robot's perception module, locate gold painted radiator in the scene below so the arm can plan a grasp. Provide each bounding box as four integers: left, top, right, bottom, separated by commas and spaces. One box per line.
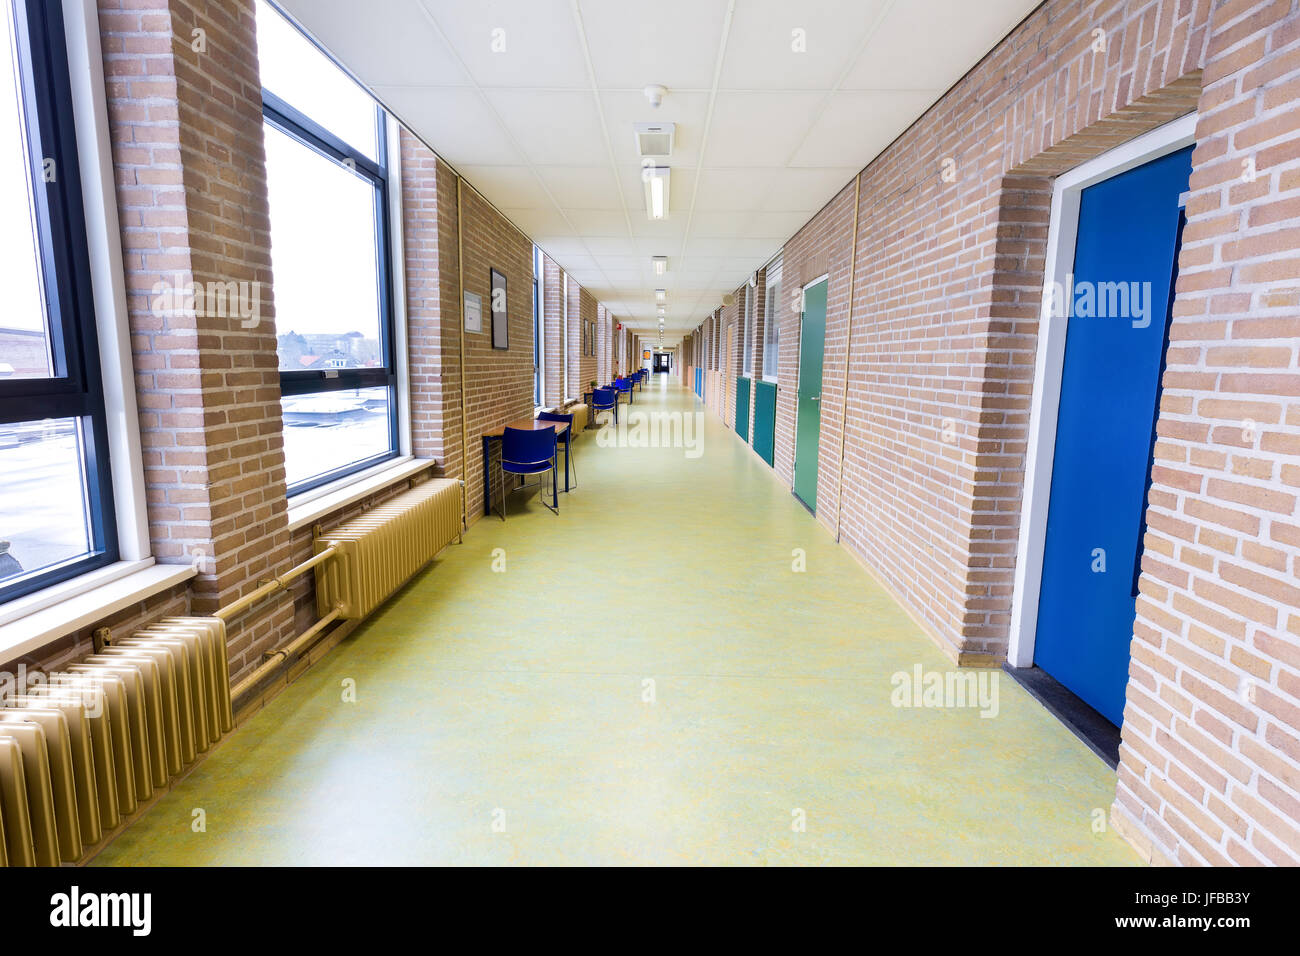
0, 616, 231, 866
314, 478, 463, 620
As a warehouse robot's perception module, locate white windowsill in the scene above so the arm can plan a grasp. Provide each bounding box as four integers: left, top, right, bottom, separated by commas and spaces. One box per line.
286, 456, 436, 532
0, 560, 197, 663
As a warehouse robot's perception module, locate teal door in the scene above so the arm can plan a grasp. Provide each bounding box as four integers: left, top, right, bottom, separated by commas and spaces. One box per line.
793, 280, 826, 511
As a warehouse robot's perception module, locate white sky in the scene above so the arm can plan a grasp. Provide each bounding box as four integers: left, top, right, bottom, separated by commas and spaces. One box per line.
1, 2, 49, 338
0, 1, 389, 347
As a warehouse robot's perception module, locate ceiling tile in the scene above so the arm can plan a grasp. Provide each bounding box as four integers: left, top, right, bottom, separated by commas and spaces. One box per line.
759, 167, 858, 212
718, 0, 889, 90
418, 0, 590, 88
501, 207, 574, 238
840, 0, 1037, 90
376, 86, 521, 165
790, 90, 940, 167
691, 168, 779, 211
456, 165, 545, 208
485, 90, 607, 165
279, 0, 469, 87
704, 92, 826, 166
577, 0, 729, 90
535, 165, 624, 209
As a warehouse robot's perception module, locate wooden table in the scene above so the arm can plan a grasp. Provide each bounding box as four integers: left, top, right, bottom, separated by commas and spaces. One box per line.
480, 418, 571, 517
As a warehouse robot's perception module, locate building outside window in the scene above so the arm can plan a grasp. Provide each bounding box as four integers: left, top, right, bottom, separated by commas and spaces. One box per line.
0, 0, 118, 602
257, 0, 398, 494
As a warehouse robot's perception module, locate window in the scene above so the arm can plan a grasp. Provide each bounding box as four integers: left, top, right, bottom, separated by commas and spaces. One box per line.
742, 285, 755, 376
0, 0, 118, 603
256, 0, 397, 494
533, 246, 542, 406
763, 260, 782, 381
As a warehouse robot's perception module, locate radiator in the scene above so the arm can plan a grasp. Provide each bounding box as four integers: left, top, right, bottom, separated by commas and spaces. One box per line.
0, 479, 454, 865
0, 617, 230, 866
314, 477, 463, 620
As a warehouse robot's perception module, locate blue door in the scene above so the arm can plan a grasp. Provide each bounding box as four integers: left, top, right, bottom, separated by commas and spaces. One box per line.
1033, 146, 1192, 727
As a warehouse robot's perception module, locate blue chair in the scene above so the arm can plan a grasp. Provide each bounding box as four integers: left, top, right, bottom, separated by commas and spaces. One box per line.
614, 377, 633, 404
591, 386, 617, 425
499, 426, 558, 520
536, 410, 575, 489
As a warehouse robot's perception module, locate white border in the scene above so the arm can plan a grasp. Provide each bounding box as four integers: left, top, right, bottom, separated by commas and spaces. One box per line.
65, 0, 149, 561
790, 273, 829, 480
1006, 112, 1198, 667
760, 257, 783, 383
385, 114, 413, 459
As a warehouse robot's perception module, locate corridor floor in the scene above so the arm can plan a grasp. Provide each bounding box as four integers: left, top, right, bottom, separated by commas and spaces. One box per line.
95, 377, 1138, 865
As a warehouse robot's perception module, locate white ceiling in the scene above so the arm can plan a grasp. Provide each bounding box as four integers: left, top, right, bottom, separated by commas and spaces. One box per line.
277, 0, 1039, 341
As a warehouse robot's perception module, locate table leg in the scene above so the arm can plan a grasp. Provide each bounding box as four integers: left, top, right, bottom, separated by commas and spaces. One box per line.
564, 427, 571, 492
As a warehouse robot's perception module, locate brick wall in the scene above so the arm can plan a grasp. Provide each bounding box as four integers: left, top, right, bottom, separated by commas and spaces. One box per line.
1115, 0, 1300, 866
455, 180, 535, 520
686, 0, 1299, 866
400, 130, 453, 469
97, 0, 295, 684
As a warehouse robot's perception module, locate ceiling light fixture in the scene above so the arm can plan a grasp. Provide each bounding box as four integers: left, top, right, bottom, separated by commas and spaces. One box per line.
655, 289, 666, 303
643, 166, 670, 220
652, 256, 667, 275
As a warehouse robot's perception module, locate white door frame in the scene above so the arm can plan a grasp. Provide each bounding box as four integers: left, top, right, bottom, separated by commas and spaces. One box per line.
1006, 112, 1198, 668
792, 273, 829, 475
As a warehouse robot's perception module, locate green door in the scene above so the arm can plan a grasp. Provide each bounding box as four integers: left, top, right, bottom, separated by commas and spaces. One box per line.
793, 279, 826, 512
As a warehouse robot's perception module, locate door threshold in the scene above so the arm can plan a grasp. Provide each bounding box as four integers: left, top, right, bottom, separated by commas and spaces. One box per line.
1002, 665, 1121, 769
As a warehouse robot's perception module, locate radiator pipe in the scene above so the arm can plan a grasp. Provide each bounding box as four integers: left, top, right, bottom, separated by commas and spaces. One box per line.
214, 545, 339, 623
230, 606, 345, 703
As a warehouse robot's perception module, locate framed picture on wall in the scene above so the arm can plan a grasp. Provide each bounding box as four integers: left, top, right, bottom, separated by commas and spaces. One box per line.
587, 321, 594, 356
490, 268, 508, 350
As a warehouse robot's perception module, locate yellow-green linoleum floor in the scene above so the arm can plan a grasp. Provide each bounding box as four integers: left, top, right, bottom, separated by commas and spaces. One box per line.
94, 378, 1139, 866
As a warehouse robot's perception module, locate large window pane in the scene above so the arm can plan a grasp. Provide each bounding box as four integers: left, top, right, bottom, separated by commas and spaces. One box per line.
0, 2, 52, 380
763, 266, 781, 381
0, 0, 117, 604
255, 0, 377, 160
264, 124, 383, 371
0, 418, 93, 587
280, 387, 390, 488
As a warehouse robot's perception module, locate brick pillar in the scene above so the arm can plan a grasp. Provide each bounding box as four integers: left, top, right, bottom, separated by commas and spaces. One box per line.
99, 0, 294, 678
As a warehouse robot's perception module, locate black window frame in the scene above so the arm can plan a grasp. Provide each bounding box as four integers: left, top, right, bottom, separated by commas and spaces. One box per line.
0, 0, 118, 604
259, 52, 399, 497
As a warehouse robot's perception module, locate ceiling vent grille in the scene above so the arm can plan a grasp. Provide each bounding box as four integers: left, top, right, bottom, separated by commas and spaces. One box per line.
633, 122, 675, 158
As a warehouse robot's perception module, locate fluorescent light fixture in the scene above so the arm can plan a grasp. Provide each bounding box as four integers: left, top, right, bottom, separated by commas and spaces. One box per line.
643, 166, 670, 220
655, 289, 666, 303
652, 256, 667, 275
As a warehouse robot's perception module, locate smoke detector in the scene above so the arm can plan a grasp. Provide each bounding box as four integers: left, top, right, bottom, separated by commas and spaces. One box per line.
643, 84, 666, 108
